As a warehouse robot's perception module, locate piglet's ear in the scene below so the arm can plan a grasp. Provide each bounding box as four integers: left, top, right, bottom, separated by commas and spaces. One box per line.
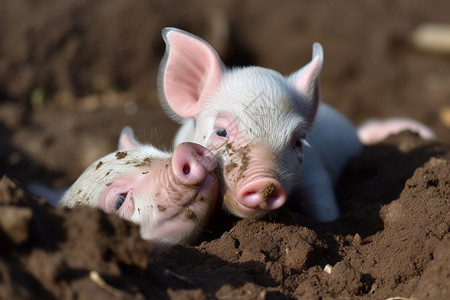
289, 43, 324, 124
118, 126, 141, 150
158, 27, 224, 121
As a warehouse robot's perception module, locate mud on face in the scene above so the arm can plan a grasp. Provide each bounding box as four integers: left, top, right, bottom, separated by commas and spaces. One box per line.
215, 140, 284, 218
222, 143, 251, 183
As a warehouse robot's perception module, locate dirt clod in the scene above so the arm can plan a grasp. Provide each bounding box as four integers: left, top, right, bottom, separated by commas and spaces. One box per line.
0, 206, 33, 245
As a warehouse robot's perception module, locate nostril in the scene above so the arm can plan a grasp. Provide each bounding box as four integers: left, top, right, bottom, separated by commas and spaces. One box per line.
195, 149, 205, 157
262, 185, 286, 210
172, 142, 216, 185
190, 143, 208, 157
239, 190, 262, 208
265, 190, 282, 206
183, 164, 191, 175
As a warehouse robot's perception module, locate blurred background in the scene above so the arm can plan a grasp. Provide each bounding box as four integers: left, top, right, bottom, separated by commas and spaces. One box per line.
0, 0, 449, 188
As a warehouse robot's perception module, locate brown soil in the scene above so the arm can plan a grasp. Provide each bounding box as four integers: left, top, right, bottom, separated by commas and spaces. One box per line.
1, 0, 449, 299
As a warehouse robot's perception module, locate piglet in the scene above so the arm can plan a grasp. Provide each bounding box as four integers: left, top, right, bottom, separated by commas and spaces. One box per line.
60, 126, 219, 246
157, 27, 362, 222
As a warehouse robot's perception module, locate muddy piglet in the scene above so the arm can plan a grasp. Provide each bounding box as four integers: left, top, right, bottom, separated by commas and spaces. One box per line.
158, 27, 362, 222
61, 126, 219, 246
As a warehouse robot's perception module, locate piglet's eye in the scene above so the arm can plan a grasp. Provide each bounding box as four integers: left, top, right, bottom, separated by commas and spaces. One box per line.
295, 139, 303, 149
216, 128, 227, 137
113, 193, 127, 211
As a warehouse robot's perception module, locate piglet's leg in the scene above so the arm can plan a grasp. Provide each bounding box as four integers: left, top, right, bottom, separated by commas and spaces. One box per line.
294, 147, 339, 222
27, 183, 67, 207
357, 118, 436, 145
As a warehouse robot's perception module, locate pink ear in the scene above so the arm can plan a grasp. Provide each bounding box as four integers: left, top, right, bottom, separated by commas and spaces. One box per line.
289, 43, 324, 123
158, 28, 224, 120
118, 126, 141, 150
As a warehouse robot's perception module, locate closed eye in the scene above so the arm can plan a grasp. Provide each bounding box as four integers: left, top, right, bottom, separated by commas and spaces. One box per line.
113, 193, 127, 211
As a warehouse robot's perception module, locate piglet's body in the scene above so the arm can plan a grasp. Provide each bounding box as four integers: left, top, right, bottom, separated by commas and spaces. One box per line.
158, 28, 362, 222
61, 127, 219, 246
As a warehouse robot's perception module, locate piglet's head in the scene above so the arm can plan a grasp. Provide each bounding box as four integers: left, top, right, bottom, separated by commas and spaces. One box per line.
158, 27, 323, 219
61, 126, 219, 246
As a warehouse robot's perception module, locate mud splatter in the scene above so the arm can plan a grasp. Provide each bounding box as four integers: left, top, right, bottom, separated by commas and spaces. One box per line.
106, 182, 112, 187
225, 143, 234, 156
184, 209, 196, 219
115, 151, 127, 159
259, 182, 275, 203
237, 145, 250, 178
157, 205, 166, 212
225, 161, 238, 175
95, 161, 103, 170
78, 195, 90, 205
223, 144, 250, 182
135, 157, 152, 168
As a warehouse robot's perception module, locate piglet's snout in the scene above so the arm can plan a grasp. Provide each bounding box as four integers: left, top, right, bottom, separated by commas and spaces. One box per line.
237, 178, 286, 211
172, 142, 217, 185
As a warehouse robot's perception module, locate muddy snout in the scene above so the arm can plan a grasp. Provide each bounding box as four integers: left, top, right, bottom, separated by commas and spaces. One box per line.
172, 142, 217, 186
237, 178, 286, 211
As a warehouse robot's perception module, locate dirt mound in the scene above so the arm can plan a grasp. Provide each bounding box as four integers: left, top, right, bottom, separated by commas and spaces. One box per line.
0, 176, 155, 299
154, 133, 450, 299
1, 133, 449, 299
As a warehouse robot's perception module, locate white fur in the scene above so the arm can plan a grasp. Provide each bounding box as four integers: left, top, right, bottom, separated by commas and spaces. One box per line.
159, 28, 362, 221
60, 127, 218, 246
